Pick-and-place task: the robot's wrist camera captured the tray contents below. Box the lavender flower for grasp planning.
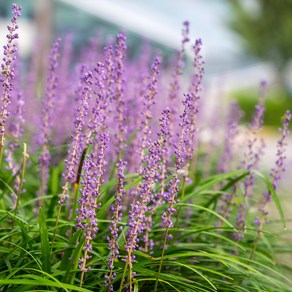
[143,108,171,252]
[5,49,24,174]
[137,57,161,174]
[5,91,25,209]
[244,82,266,195]
[37,38,61,198]
[59,67,93,205]
[125,58,162,258]
[75,132,109,274]
[168,21,190,145]
[233,83,266,240]
[75,58,112,283]
[105,160,127,291]
[114,33,127,157]
[55,33,74,146]
[215,102,242,230]
[174,39,203,174]
[218,102,242,174]
[159,40,204,252]
[255,110,291,228]
[0,4,21,160]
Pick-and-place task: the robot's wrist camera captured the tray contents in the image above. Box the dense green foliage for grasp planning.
[0,150,292,291]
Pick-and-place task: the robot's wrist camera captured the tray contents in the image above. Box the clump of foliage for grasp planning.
[0,4,292,292]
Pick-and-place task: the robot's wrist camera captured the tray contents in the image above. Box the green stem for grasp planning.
[51,204,62,250]
[249,230,262,260]
[0,143,3,169]
[119,261,129,292]
[174,176,186,227]
[14,143,29,215]
[71,183,79,222]
[69,234,82,286]
[154,227,169,292]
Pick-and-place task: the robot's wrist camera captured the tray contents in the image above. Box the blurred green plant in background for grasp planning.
[232,89,292,129]
[227,0,292,92]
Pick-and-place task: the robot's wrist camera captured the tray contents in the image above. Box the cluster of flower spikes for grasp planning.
[124,57,162,265]
[161,38,203,241]
[75,59,111,276]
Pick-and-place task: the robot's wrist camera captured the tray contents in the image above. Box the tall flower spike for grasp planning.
[251,110,291,260]
[215,102,242,231]
[137,56,161,174]
[233,82,266,241]
[105,160,127,291]
[75,132,109,277]
[114,33,127,158]
[175,39,203,173]
[60,66,93,204]
[143,108,171,253]
[218,101,242,174]
[4,53,25,209]
[123,58,162,291]
[55,33,74,146]
[256,110,291,223]
[0,4,21,165]
[76,60,111,287]
[37,38,61,199]
[168,21,190,146]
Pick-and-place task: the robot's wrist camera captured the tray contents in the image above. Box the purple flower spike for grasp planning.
[105,160,127,290]
[124,107,170,286]
[59,66,93,205]
[75,131,110,274]
[114,33,127,157]
[218,102,242,174]
[233,83,266,241]
[137,56,161,174]
[255,110,291,232]
[143,108,171,252]
[175,39,204,173]
[0,4,21,153]
[168,21,190,147]
[37,38,61,198]
[66,66,93,184]
[271,110,291,191]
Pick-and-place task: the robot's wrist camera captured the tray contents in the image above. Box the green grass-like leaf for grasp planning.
[38,207,51,273]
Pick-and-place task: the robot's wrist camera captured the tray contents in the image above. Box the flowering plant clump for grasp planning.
[0,4,292,292]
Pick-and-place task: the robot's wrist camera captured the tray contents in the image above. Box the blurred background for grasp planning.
[0,0,292,140]
[1,0,292,126]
